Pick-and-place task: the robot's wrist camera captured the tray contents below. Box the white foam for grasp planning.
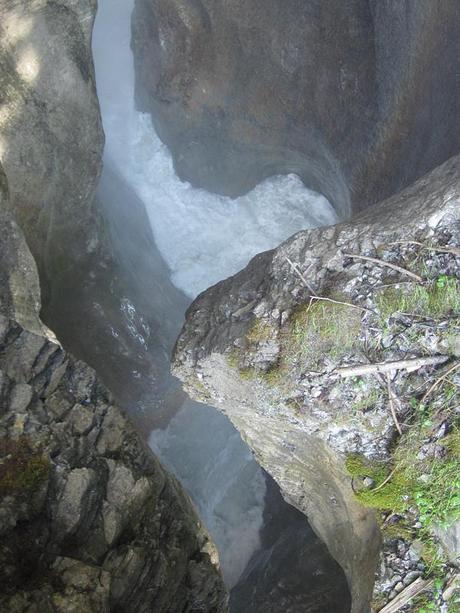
[93,1,337,299]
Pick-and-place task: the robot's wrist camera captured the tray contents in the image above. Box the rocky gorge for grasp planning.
[1,0,460,612]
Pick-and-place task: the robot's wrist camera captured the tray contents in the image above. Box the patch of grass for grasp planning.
[346,409,460,567]
[352,388,380,413]
[377,276,460,321]
[261,366,284,386]
[0,438,50,495]
[284,300,362,364]
[380,519,415,542]
[239,367,256,380]
[227,349,241,369]
[246,319,275,345]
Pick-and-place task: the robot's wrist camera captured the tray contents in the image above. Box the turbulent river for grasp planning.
[92,0,339,591]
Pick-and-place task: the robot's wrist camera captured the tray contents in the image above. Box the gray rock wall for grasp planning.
[132,0,460,215]
[0,164,229,612]
[0,0,104,293]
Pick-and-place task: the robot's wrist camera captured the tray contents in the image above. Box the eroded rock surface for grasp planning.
[0,0,104,286]
[132,0,460,213]
[0,166,229,612]
[173,156,460,612]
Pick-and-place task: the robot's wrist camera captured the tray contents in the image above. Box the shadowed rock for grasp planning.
[132,0,460,215]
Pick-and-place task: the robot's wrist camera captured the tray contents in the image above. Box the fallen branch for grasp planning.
[285,256,317,296]
[421,361,460,404]
[378,577,434,613]
[389,240,460,257]
[343,253,423,283]
[386,374,403,435]
[335,355,449,378]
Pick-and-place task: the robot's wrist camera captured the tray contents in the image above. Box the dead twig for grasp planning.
[421,361,460,405]
[285,256,317,296]
[372,467,397,493]
[335,355,449,379]
[389,240,460,257]
[343,253,423,283]
[307,295,373,313]
[285,256,373,313]
[378,577,434,613]
[386,374,403,435]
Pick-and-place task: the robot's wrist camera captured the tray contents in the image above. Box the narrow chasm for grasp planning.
[86,0,351,610]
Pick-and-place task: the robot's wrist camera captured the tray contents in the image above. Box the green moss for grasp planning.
[239,368,256,380]
[283,300,362,365]
[246,319,275,345]
[0,438,50,495]
[188,377,211,401]
[377,276,460,321]
[347,408,460,536]
[261,366,285,386]
[380,520,415,541]
[227,349,241,369]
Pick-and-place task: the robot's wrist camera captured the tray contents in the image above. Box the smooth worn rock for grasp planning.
[132,0,460,214]
[0,0,104,287]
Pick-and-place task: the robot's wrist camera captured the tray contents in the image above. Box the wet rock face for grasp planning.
[173,156,460,612]
[132,0,460,214]
[0,0,104,288]
[0,167,229,613]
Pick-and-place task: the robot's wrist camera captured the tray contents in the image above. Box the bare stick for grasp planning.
[378,577,434,613]
[285,256,317,296]
[308,295,373,313]
[386,374,403,435]
[285,256,373,313]
[343,253,423,283]
[421,361,460,404]
[372,467,397,493]
[335,355,449,378]
[389,240,460,257]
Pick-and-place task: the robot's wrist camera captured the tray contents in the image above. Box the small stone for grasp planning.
[403,571,422,586]
[394,582,404,593]
[9,383,33,412]
[363,477,375,489]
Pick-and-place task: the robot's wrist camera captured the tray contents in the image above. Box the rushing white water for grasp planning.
[93,1,337,298]
[93,0,338,590]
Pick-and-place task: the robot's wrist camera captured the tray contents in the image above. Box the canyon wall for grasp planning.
[0,164,228,612]
[132,0,460,215]
[173,155,460,612]
[0,2,229,610]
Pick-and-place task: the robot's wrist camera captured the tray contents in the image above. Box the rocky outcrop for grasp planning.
[0,165,229,612]
[0,166,43,336]
[0,0,178,419]
[132,0,460,214]
[0,0,104,295]
[173,156,460,611]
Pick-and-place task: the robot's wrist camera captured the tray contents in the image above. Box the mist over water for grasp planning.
[93,0,338,590]
[92,0,337,296]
